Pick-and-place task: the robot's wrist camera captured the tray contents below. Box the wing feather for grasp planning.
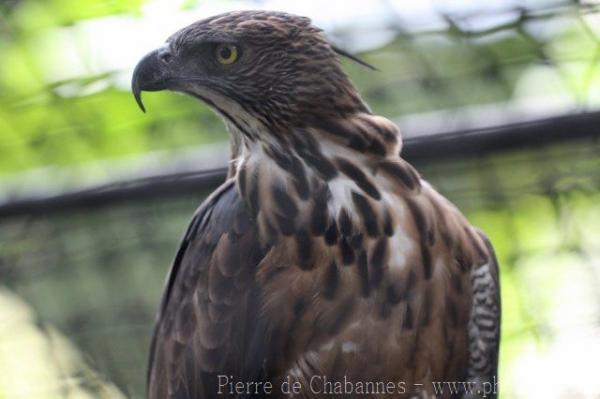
[147,180,271,399]
[464,230,501,399]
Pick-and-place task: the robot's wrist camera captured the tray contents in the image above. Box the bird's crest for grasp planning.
[332,45,378,71]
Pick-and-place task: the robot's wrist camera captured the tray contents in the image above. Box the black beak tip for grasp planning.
[132,83,146,113]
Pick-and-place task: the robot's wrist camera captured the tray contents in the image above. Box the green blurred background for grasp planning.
[0,0,599,398]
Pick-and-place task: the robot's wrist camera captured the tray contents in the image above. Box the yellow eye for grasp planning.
[216,43,238,65]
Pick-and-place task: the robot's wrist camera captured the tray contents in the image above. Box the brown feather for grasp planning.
[144,11,500,399]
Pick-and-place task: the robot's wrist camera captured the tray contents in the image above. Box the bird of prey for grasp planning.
[132,10,500,399]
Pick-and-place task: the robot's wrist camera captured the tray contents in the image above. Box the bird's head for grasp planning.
[132,11,370,135]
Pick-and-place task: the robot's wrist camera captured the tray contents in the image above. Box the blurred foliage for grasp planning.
[0,0,599,175]
[0,288,126,398]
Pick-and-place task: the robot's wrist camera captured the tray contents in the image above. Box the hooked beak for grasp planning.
[131,48,171,112]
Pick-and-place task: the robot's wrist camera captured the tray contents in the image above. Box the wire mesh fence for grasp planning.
[0,1,599,398]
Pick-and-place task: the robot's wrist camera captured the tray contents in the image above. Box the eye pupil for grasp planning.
[216,44,238,64]
[220,47,231,59]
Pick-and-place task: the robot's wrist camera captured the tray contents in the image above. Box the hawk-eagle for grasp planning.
[132,10,500,399]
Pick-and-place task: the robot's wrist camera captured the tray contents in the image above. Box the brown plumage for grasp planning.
[132,10,500,399]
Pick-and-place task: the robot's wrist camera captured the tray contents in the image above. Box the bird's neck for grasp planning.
[228,112,420,246]
[229,111,404,172]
